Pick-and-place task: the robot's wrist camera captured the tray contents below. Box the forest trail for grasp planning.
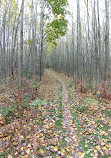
[47,70,111,158]
[48,70,83,157]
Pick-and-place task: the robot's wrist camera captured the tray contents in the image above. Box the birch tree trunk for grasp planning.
[104,0,110,80]
[19,0,24,88]
[39,0,45,81]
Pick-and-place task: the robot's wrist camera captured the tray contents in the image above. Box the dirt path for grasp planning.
[49,70,83,157]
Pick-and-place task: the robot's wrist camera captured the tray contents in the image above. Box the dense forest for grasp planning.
[0,0,111,158]
[0,0,68,88]
[0,0,111,91]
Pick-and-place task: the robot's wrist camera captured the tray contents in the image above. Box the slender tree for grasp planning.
[19,0,24,87]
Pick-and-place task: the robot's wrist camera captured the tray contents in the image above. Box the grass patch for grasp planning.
[0,152,8,158]
[85,97,99,104]
[30,97,47,106]
[101,125,110,132]
[102,110,111,117]
[98,154,110,158]
[76,104,88,113]
[55,120,62,130]
[59,136,66,148]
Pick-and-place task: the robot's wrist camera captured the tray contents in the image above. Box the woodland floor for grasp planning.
[0,70,111,158]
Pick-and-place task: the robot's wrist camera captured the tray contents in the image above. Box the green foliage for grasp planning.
[85,97,99,104]
[22,69,27,77]
[45,18,68,45]
[1,79,7,84]
[55,120,62,130]
[45,0,69,45]
[98,155,110,158]
[22,97,30,108]
[30,97,47,106]
[21,139,26,144]
[46,0,68,16]
[59,136,66,148]
[0,152,7,158]
[2,105,16,117]
[102,110,111,117]
[76,104,88,113]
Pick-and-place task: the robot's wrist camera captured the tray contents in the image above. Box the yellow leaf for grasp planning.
[105,144,110,148]
[100,131,105,135]
[40,137,44,142]
[66,147,70,152]
[71,145,74,149]
[104,139,108,142]
[71,150,75,154]
[54,146,58,151]
[45,124,49,129]
[21,147,24,150]
[5,135,10,140]
[96,146,100,150]
[27,135,31,139]
[103,146,107,150]
[39,149,44,154]
[78,152,82,156]
[26,149,30,155]
[0,150,3,154]
[0,120,4,124]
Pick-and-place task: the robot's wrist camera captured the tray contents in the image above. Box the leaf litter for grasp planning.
[0,70,111,158]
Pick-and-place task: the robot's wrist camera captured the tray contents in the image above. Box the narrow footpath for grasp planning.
[50,71,83,157]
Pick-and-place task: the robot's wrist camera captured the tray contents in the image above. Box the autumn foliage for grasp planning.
[99,80,111,100]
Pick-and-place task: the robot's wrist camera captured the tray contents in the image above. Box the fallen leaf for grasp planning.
[39,149,44,154]
[71,150,75,154]
[78,152,82,156]
[102,146,107,150]
[21,147,24,150]
[26,149,30,155]
[96,145,100,150]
